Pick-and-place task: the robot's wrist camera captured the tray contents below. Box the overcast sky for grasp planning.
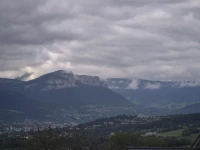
[1,0,200,81]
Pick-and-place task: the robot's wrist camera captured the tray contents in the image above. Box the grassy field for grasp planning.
[156,129,183,137]
[182,133,200,143]
[156,129,199,143]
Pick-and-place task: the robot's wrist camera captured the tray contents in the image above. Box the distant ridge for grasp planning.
[106,78,200,109]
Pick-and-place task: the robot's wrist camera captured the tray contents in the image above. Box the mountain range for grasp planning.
[1,70,200,123]
[0,70,133,123]
[106,78,200,109]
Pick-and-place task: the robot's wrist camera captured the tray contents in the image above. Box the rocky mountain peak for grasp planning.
[25,70,107,91]
[75,75,106,87]
[55,70,73,75]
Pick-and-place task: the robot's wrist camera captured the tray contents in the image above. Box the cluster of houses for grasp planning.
[0,119,71,135]
[84,115,174,129]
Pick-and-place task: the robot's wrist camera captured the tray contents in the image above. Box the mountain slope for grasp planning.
[0,90,46,122]
[177,103,200,114]
[28,86,131,108]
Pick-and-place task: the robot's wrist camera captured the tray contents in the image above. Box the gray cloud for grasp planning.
[144,83,161,89]
[0,0,200,81]
[127,80,138,89]
[15,72,34,81]
[179,81,200,88]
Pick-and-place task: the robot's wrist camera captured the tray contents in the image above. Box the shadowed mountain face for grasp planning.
[106,78,200,109]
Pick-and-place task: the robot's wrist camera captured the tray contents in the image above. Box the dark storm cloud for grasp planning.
[0,0,200,81]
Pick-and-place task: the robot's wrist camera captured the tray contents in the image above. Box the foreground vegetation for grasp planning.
[0,113,199,150]
[0,130,192,150]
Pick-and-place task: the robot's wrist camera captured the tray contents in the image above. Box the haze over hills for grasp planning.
[106,78,200,109]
